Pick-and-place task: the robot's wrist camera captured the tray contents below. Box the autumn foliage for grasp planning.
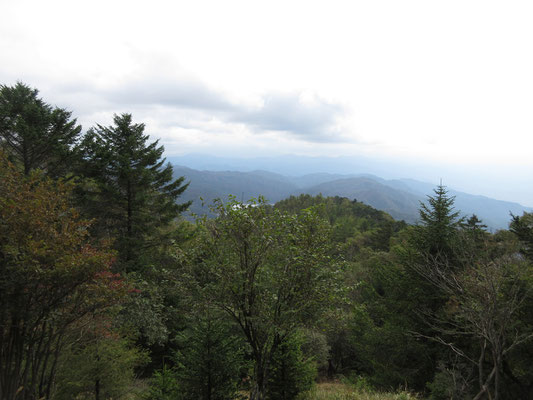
[0,151,122,400]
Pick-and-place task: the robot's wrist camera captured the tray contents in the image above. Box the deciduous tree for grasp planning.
[193,197,338,400]
[0,152,120,400]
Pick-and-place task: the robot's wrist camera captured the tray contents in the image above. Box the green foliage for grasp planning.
[0,151,121,400]
[173,308,247,400]
[426,362,472,400]
[300,329,330,374]
[411,185,463,259]
[302,383,418,400]
[5,81,533,399]
[144,366,181,400]
[276,195,405,257]
[267,331,317,400]
[145,308,246,400]
[0,82,81,176]
[77,113,190,272]
[510,211,533,261]
[193,196,339,399]
[53,333,148,400]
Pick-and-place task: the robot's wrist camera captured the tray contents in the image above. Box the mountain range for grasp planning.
[171,164,532,231]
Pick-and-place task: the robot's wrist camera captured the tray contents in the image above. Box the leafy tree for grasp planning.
[77,113,191,272]
[0,152,120,400]
[193,197,338,400]
[0,82,81,176]
[410,247,533,399]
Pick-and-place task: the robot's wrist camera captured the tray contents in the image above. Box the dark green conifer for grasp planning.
[267,332,316,400]
[0,82,81,176]
[173,308,246,400]
[412,184,463,259]
[78,113,190,271]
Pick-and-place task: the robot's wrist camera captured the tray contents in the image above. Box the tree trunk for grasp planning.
[95,378,100,400]
[250,357,268,400]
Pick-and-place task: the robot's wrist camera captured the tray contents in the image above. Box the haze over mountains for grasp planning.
[169,154,532,231]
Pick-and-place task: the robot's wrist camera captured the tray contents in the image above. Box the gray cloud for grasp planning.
[232,93,345,142]
[44,76,347,143]
[105,78,233,112]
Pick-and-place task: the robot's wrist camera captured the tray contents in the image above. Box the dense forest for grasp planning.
[1,82,533,400]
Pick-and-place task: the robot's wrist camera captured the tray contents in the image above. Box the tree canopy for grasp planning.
[78,113,191,271]
[0,151,121,400]
[192,197,339,400]
[0,82,81,176]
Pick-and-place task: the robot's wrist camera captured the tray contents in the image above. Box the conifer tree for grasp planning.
[0,82,81,176]
[173,308,246,400]
[78,113,190,271]
[510,212,533,261]
[412,184,463,259]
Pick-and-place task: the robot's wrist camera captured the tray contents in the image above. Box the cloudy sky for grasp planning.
[1,0,533,205]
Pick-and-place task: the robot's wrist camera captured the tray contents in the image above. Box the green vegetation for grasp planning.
[2,82,533,400]
[301,383,417,400]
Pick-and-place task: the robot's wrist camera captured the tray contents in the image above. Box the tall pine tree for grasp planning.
[78,113,190,272]
[0,82,82,176]
[412,184,463,260]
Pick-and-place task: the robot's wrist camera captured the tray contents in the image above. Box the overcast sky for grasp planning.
[1,0,532,205]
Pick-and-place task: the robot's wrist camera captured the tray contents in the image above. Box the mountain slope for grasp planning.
[172,165,531,229]
[298,177,422,223]
[173,166,298,216]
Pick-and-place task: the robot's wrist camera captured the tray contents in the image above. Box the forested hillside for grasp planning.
[2,82,533,400]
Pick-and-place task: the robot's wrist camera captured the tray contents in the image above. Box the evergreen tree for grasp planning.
[78,113,191,271]
[0,82,81,176]
[461,214,489,254]
[173,308,246,400]
[370,185,466,391]
[415,185,462,256]
[510,212,533,261]
[267,332,316,400]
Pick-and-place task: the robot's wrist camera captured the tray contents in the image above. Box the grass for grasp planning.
[302,382,419,400]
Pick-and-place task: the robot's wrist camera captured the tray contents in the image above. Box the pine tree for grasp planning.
[387,185,466,390]
[413,184,463,259]
[78,113,191,271]
[0,82,81,176]
[267,332,316,400]
[173,308,246,400]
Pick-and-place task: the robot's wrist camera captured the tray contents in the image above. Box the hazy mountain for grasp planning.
[166,154,533,208]
[167,154,395,177]
[173,166,297,216]
[173,164,532,230]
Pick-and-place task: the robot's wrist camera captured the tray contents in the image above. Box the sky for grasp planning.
[1,0,533,205]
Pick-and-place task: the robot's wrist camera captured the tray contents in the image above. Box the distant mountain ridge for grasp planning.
[172,165,532,230]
